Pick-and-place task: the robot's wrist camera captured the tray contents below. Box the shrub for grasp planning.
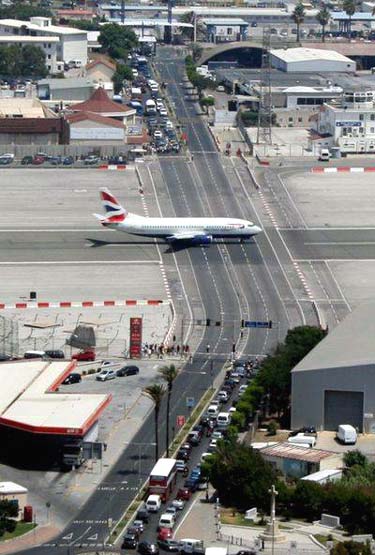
[267,420,279,436]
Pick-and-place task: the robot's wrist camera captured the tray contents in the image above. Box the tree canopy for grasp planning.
[99,24,138,60]
[0,500,18,537]
[0,45,48,78]
[0,4,52,20]
[112,63,133,94]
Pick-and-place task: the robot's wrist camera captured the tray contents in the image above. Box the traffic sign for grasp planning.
[186,397,195,408]
[244,320,272,329]
[176,415,186,427]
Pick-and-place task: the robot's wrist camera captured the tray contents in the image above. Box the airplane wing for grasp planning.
[166,233,213,243]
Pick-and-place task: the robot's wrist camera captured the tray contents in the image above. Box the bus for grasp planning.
[148,458,177,502]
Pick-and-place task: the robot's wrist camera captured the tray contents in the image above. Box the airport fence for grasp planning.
[0,314,19,357]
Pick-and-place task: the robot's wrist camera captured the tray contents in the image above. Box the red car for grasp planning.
[176,488,192,501]
[157,528,172,541]
[72,350,96,361]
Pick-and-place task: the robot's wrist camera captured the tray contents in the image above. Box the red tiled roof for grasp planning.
[57,9,94,15]
[71,87,131,114]
[66,111,125,128]
[86,57,116,72]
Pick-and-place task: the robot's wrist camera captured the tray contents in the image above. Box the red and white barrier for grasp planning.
[98,164,127,171]
[0,299,169,310]
[311,166,375,173]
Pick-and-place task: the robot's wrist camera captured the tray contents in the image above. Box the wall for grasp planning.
[69,119,125,144]
[286,59,356,73]
[87,65,115,83]
[274,107,319,127]
[60,33,88,64]
[0,491,27,519]
[291,365,375,432]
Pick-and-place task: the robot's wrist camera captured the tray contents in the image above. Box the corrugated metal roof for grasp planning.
[271,47,353,64]
[0,481,28,494]
[260,442,336,462]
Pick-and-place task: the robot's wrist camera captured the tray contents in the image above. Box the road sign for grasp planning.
[176,415,186,427]
[186,397,195,408]
[244,320,272,329]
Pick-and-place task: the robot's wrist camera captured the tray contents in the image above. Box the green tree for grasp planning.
[69,19,101,31]
[291,2,305,43]
[99,23,138,60]
[331,541,372,555]
[192,42,203,62]
[0,4,51,20]
[292,481,325,521]
[316,6,331,43]
[343,0,355,40]
[0,500,18,537]
[112,63,133,94]
[0,44,47,78]
[344,450,368,468]
[203,439,276,510]
[143,384,165,462]
[158,364,178,457]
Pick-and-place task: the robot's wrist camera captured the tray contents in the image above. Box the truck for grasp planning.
[61,440,85,469]
[336,424,357,445]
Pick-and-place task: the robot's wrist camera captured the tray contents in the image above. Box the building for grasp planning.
[292,303,375,434]
[0,359,110,466]
[270,48,356,73]
[86,56,116,84]
[38,77,96,104]
[57,9,95,22]
[259,442,343,479]
[201,18,248,43]
[0,482,28,519]
[315,89,375,153]
[67,111,126,144]
[301,469,343,485]
[0,35,63,74]
[70,86,136,122]
[0,17,88,67]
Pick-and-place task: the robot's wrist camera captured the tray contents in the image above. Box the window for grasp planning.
[227,27,233,35]
[371,127,375,133]
[298,117,302,123]
[288,116,293,122]
[47,54,51,59]
[359,114,364,121]
[371,114,375,121]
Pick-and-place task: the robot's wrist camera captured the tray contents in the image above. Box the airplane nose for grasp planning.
[253,225,262,234]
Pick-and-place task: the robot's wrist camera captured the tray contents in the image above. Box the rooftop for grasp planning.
[0,35,59,43]
[201,18,249,25]
[0,482,28,495]
[260,442,337,462]
[0,18,87,35]
[292,303,375,373]
[71,86,133,114]
[301,469,343,482]
[270,47,354,64]
[0,360,111,436]
[38,77,95,90]
[0,98,55,118]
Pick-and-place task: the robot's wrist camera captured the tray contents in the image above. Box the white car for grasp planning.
[154,130,163,139]
[96,369,116,381]
[209,439,218,450]
[165,120,174,130]
[210,399,220,407]
[159,107,168,117]
[172,498,185,510]
[211,431,223,440]
[239,384,248,395]
[200,452,213,463]
[156,99,164,109]
[217,390,228,403]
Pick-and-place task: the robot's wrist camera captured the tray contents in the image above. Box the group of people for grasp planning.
[141,343,190,359]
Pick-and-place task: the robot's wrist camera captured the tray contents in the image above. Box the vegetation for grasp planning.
[316,7,331,43]
[343,450,368,468]
[0,4,51,20]
[99,24,138,60]
[0,501,18,537]
[185,55,214,94]
[202,438,276,511]
[1,521,36,542]
[343,0,355,39]
[291,2,305,43]
[69,20,101,31]
[331,541,371,555]
[112,63,133,94]
[200,96,215,107]
[158,364,178,457]
[266,420,279,436]
[0,44,48,78]
[143,384,165,462]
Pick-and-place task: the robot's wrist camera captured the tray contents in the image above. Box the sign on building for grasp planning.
[129,317,142,358]
[70,127,124,140]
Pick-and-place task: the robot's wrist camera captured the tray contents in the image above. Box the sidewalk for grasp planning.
[0,525,60,554]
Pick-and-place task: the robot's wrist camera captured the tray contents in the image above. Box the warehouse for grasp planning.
[291,303,375,434]
[270,48,356,73]
[0,359,111,467]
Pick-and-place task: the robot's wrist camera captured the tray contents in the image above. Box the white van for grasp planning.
[158,512,175,529]
[337,424,357,445]
[179,539,204,554]
[207,405,219,418]
[319,148,330,161]
[287,433,316,447]
[216,412,231,428]
[146,494,161,512]
[145,99,157,116]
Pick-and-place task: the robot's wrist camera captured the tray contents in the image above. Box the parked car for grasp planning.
[183,478,198,492]
[96,369,116,381]
[63,372,82,385]
[172,498,185,510]
[165,506,178,517]
[132,520,145,534]
[32,155,45,165]
[63,155,74,165]
[21,155,33,165]
[72,350,95,361]
[138,541,159,555]
[136,506,150,523]
[122,530,139,549]
[117,365,139,377]
[157,527,172,541]
[84,155,99,165]
[157,539,180,552]
[45,349,65,359]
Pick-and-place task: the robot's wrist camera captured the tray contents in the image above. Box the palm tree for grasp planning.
[343,0,355,41]
[291,2,305,43]
[143,384,165,462]
[316,6,331,43]
[158,364,178,457]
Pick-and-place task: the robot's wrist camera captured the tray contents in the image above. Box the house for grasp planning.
[66,111,125,144]
[0,17,88,66]
[38,77,96,103]
[70,87,136,123]
[201,18,248,43]
[0,35,63,74]
[86,56,116,84]
[0,482,28,520]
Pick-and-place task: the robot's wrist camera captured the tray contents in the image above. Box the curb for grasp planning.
[98,164,127,171]
[311,166,375,173]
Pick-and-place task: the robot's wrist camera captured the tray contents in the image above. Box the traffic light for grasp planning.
[206,319,211,327]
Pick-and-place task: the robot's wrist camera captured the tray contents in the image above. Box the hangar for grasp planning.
[0,359,111,467]
[291,303,375,434]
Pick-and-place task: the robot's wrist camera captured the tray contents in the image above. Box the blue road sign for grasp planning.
[244,321,272,329]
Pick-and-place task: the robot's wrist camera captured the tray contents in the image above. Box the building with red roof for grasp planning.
[71,87,136,121]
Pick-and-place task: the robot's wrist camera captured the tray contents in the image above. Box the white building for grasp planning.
[270,48,356,73]
[316,90,375,153]
[201,18,249,43]
[0,17,87,69]
[0,35,62,74]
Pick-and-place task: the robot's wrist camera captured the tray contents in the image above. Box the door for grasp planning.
[324,390,363,432]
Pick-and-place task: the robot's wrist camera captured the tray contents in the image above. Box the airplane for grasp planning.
[94,188,262,244]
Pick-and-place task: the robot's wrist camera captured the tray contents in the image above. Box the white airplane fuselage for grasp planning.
[102,215,262,241]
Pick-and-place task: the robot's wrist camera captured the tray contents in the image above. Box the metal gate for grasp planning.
[324,390,364,432]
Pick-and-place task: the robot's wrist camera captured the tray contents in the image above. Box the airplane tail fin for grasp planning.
[99,188,128,223]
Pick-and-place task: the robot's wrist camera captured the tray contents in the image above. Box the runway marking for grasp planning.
[305,241,375,246]
[279,227,375,231]
[0,229,103,232]
[0,260,159,265]
[294,258,375,262]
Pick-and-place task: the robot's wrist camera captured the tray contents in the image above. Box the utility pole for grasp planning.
[256,26,272,145]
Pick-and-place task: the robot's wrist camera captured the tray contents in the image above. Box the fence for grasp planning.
[0,314,19,357]
[218,533,328,555]
[0,144,134,161]
[236,113,253,155]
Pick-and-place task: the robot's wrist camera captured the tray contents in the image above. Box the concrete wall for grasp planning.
[291,365,375,432]
[61,33,88,65]
[0,132,60,145]
[0,491,27,519]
